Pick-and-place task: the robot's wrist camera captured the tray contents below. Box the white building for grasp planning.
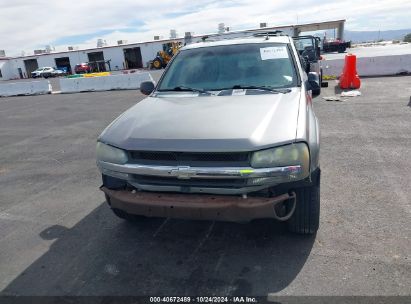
[0,20,345,81]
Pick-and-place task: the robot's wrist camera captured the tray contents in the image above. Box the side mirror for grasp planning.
[307,73,320,96]
[140,81,155,95]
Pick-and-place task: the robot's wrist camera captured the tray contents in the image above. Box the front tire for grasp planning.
[152,58,163,69]
[287,171,320,234]
[338,46,346,53]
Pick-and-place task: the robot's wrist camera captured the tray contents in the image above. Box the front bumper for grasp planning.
[97,160,306,195]
[101,186,296,222]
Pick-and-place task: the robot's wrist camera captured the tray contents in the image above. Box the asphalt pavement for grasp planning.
[0,76,410,297]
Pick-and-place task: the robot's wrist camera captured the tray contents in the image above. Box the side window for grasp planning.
[0,69,2,78]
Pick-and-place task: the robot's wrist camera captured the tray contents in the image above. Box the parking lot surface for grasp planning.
[0,76,410,296]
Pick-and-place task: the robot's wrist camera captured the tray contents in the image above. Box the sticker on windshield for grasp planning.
[260,46,289,60]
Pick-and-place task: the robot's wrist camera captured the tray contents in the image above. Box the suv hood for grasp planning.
[99,88,302,152]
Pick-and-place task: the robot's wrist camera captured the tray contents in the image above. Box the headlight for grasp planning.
[251,143,310,177]
[96,142,128,164]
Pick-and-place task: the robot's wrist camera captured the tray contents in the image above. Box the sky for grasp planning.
[1,0,411,56]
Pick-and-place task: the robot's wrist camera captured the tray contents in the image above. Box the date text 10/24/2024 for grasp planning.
[150,297,258,303]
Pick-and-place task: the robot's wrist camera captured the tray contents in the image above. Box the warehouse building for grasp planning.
[0,19,345,81]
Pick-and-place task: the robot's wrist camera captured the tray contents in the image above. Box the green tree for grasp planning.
[404,33,411,42]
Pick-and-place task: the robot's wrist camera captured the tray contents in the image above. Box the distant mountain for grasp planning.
[320,29,411,43]
[345,29,411,42]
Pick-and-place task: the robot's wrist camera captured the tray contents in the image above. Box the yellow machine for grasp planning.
[151,42,181,69]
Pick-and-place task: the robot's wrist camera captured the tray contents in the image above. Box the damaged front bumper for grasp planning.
[101,186,296,222]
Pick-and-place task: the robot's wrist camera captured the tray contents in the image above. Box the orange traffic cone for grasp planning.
[339,54,361,89]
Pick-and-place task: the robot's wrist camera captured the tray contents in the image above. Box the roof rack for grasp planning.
[199,35,239,43]
[197,30,288,44]
[253,30,287,40]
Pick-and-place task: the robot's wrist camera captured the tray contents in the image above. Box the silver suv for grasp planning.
[96,34,321,234]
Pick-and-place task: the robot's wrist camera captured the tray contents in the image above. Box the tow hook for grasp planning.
[272,191,296,221]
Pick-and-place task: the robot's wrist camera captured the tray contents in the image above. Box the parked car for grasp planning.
[31,67,54,78]
[52,67,68,77]
[44,67,67,78]
[322,37,351,53]
[74,63,92,74]
[96,34,321,234]
[31,67,66,78]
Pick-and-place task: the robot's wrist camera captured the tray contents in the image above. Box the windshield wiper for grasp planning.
[162,86,216,95]
[229,85,291,93]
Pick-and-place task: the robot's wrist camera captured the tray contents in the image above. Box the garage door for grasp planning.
[124,47,143,69]
[87,52,106,72]
[55,57,72,74]
[24,59,39,78]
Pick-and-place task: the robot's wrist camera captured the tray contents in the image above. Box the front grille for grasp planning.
[132,175,247,188]
[129,151,250,167]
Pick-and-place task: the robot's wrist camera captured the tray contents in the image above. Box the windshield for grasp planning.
[34,68,44,72]
[294,37,316,54]
[157,43,298,91]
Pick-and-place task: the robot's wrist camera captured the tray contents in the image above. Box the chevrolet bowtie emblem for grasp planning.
[170,166,197,179]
